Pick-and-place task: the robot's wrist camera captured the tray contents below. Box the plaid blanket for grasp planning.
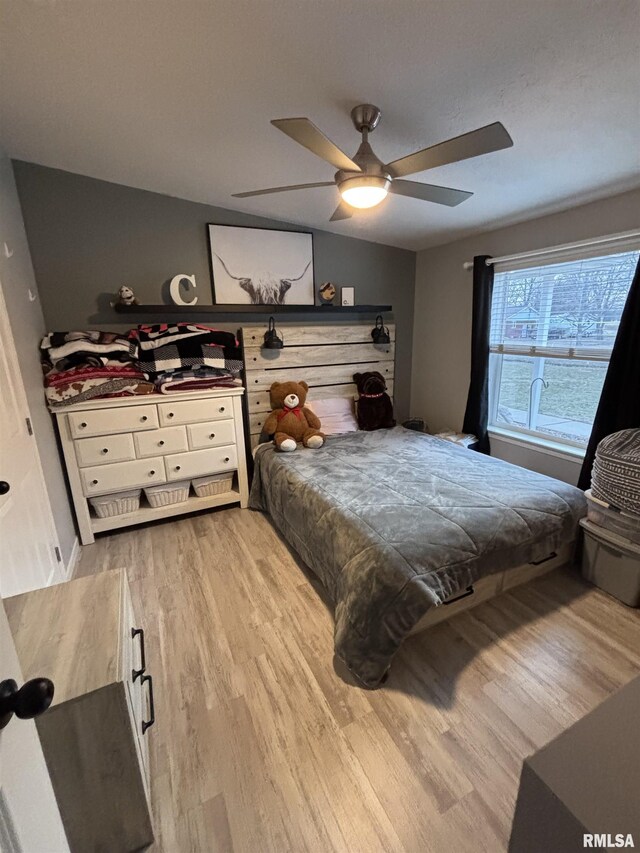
[135,343,242,376]
[129,323,239,352]
[129,323,242,377]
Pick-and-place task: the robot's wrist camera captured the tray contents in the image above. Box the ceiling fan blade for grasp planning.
[390,179,473,207]
[329,201,353,222]
[272,118,361,172]
[386,122,513,178]
[232,181,334,199]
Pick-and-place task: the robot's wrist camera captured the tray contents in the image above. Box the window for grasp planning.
[489,248,639,449]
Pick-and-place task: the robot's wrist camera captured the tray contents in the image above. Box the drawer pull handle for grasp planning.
[101,448,109,454]
[443,585,475,605]
[141,674,155,734]
[175,465,181,471]
[158,440,165,446]
[91,479,99,486]
[80,422,87,428]
[224,457,230,463]
[141,415,148,422]
[219,406,225,412]
[131,627,146,682]
[167,412,174,419]
[209,433,216,439]
[149,470,156,476]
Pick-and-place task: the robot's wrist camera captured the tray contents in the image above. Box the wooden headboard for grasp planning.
[241,321,396,448]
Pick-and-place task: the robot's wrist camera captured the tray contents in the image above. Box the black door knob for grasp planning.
[0,678,54,730]
[0,481,10,495]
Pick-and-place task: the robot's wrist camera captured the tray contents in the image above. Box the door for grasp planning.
[0,279,60,597]
[0,599,68,852]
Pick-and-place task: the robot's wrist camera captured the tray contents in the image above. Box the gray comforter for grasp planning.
[250,427,586,687]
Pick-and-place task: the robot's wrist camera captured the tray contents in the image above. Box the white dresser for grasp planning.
[54,388,249,544]
[5,569,154,852]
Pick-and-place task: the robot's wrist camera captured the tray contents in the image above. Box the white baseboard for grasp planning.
[64,537,81,581]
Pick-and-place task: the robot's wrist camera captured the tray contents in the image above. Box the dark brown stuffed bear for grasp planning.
[262,380,325,451]
[354,371,396,431]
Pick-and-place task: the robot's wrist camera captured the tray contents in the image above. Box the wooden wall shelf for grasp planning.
[114,303,392,315]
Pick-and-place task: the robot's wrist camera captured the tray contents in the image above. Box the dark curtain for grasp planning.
[462,255,494,454]
[578,253,640,490]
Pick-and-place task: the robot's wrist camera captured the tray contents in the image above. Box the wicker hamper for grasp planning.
[144,481,190,507]
[89,489,141,518]
[192,473,234,497]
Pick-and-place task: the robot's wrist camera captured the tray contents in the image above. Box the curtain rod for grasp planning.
[462,228,640,271]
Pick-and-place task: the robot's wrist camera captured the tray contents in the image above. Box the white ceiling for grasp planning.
[1,0,639,251]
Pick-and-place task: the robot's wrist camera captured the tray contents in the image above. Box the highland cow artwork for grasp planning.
[208,224,314,305]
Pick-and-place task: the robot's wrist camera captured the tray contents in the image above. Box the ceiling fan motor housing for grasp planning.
[350,104,382,134]
[335,136,391,196]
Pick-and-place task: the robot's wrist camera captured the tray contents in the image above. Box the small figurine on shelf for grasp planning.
[318,282,336,305]
[116,285,139,306]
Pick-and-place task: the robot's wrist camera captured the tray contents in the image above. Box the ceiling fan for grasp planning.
[232,104,513,221]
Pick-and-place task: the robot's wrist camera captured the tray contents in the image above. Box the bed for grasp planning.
[250,427,586,687]
[241,321,587,687]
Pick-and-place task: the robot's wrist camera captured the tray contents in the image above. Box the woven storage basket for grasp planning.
[90,489,141,518]
[193,473,234,497]
[144,481,190,508]
[592,428,640,516]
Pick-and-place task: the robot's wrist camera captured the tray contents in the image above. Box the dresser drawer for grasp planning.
[68,405,159,438]
[75,433,135,467]
[82,457,166,496]
[157,397,232,427]
[165,446,237,481]
[187,419,236,450]
[134,425,188,458]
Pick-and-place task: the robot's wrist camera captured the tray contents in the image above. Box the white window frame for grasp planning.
[487,242,640,454]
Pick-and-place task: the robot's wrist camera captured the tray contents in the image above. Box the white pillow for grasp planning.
[307,397,359,435]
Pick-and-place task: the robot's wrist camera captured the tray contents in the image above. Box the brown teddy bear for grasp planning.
[262,380,325,451]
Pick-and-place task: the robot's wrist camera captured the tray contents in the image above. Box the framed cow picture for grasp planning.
[208,224,315,305]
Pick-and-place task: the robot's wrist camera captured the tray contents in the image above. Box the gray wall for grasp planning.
[411,187,640,483]
[0,151,76,566]
[13,162,416,420]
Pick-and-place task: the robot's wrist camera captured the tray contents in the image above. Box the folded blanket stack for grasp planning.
[41,331,155,407]
[592,428,640,516]
[128,323,243,393]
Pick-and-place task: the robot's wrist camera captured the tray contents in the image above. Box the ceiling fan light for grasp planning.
[339,175,390,209]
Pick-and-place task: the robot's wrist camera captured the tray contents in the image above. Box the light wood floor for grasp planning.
[77,507,640,853]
